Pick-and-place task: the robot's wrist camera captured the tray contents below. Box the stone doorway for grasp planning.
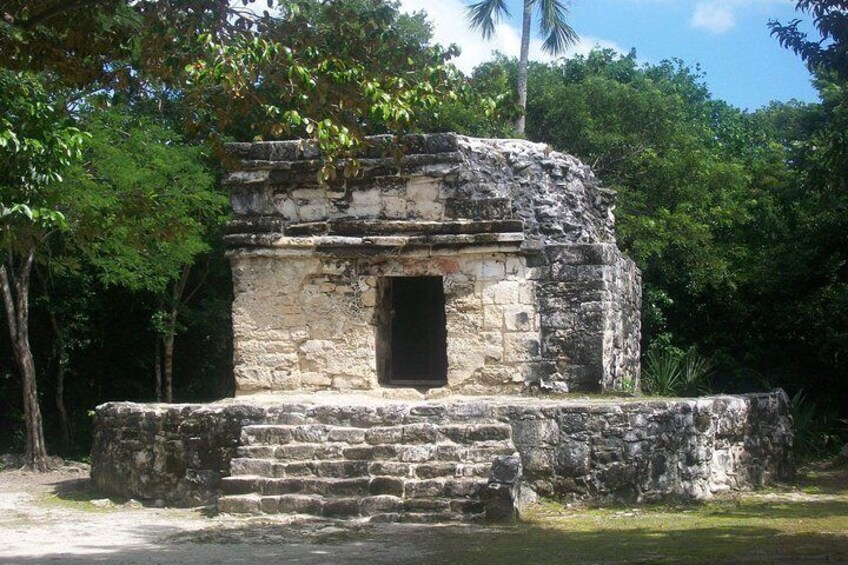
[377,276,448,387]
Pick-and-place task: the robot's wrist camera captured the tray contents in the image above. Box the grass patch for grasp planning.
[37,478,121,513]
[416,463,848,564]
[38,491,117,513]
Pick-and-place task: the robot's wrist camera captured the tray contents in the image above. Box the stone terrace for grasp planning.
[91,392,793,522]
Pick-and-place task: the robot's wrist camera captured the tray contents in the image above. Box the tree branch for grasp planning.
[0,263,19,344]
[180,257,210,306]
[15,0,99,30]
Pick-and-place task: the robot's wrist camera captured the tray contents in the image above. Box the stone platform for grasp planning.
[91,391,793,522]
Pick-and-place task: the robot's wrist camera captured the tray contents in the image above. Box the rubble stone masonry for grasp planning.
[224,134,641,395]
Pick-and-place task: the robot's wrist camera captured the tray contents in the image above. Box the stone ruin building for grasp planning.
[91,134,793,523]
[224,134,641,396]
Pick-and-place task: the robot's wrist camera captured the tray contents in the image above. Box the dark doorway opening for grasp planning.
[376,276,448,386]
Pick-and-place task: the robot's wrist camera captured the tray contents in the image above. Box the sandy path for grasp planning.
[0,468,444,565]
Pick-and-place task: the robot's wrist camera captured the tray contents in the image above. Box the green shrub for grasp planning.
[642,347,713,397]
[790,389,845,460]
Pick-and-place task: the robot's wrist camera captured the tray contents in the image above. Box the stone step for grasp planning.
[259,403,501,428]
[218,493,486,520]
[218,417,522,523]
[240,422,512,447]
[237,441,516,462]
[230,457,491,480]
[221,475,488,499]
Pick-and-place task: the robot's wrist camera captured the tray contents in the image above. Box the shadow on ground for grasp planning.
[6,519,847,565]
[11,461,845,564]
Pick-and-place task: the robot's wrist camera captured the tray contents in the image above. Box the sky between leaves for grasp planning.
[398,0,820,110]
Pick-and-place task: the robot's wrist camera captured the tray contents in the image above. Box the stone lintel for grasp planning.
[225,133,461,169]
[224,232,525,253]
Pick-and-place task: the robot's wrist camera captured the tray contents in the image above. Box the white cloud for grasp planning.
[399,0,622,74]
[689,0,795,34]
[691,1,736,33]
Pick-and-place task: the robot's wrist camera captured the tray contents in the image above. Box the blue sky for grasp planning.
[399,0,820,111]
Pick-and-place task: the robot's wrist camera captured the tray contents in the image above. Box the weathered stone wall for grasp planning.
[232,252,544,395]
[91,392,793,507]
[507,391,794,502]
[535,244,642,392]
[225,134,615,247]
[90,403,266,506]
[225,134,641,394]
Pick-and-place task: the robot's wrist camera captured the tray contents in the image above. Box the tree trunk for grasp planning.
[0,250,49,471]
[39,273,71,450]
[163,332,174,403]
[154,337,163,402]
[516,0,533,135]
[161,265,191,403]
[54,344,70,449]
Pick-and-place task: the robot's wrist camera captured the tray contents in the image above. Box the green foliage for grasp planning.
[466,0,576,56]
[522,50,757,298]
[0,70,87,253]
[415,57,519,137]
[459,49,845,415]
[182,0,466,169]
[769,1,848,82]
[790,390,846,460]
[1,0,466,172]
[64,105,224,294]
[642,346,713,397]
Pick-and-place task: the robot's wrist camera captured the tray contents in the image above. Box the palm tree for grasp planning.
[467,0,578,134]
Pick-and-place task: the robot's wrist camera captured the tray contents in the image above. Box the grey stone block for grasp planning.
[405,479,445,498]
[490,455,522,484]
[277,494,323,514]
[360,495,403,515]
[369,477,405,497]
[218,495,261,514]
[323,498,360,517]
[402,423,439,444]
[481,483,518,523]
[403,498,451,512]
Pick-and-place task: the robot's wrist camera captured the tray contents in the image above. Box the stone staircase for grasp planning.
[217,409,522,523]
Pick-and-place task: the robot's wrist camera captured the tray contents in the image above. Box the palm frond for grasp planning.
[466,0,511,40]
[536,0,577,55]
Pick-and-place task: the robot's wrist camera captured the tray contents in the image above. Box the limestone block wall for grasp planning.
[534,244,642,392]
[507,392,794,501]
[90,391,794,507]
[225,134,616,244]
[225,134,642,394]
[90,403,267,506]
[232,252,545,395]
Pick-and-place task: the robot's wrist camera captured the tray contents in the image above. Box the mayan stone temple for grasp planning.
[91,134,793,522]
[225,134,640,395]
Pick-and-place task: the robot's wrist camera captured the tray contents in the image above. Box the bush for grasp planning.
[642,346,713,397]
[790,389,846,460]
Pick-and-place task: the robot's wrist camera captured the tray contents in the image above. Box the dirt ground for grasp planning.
[1,461,846,565]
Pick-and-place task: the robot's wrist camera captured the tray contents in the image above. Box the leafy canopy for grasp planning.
[0,70,87,255]
[63,106,225,293]
[1,0,467,171]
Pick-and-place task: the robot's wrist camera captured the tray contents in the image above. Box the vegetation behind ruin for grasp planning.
[0,0,845,461]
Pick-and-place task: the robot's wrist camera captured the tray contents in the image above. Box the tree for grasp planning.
[458,51,790,386]
[0,70,87,470]
[1,0,465,169]
[466,0,577,134]
[764,0,848,416]
[769,0,848,82]
[65,105,224,403]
